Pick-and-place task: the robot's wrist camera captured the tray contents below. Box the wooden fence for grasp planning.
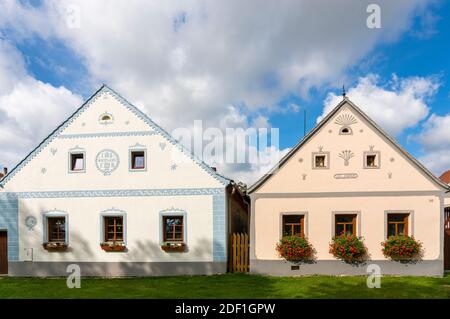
[229,232,249,272]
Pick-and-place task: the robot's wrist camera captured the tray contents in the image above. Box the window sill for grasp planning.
[43,242,68,252]
[100,242,126,252]
[161,242,186,252]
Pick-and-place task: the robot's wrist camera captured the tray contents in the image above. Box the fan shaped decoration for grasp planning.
[334,113,357,126]
[338,150,355,166]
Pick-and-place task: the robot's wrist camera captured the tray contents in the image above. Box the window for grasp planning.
[315,155,326,167]
[47,217,66,242]
[99,112,114,125]
[70,152,85,172]
[335,214,356,236]
[130,150,146,170]
[163,216,184,242]
[282,215,304,237]
[387,213,409,237]
[364,151,380,169]
[339,126,352,135]
[104,216,124,242]
[312,151,329,169]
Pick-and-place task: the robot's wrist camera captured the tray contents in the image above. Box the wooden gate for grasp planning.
[229,233,249,272]
[0,231,7,275]
[445,207,450,271]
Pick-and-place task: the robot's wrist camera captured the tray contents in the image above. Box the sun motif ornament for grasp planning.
[96,149,120,176]
[25,216,37,230]
[335,113,357,135]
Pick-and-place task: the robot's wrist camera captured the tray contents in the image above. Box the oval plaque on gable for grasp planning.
[96,149,120,176]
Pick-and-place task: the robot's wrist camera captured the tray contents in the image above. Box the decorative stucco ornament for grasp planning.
[96,149,120,176]
[25,216,37,230]
[334,113,357,126]
[338,150,355,166]
[334,173,358,179]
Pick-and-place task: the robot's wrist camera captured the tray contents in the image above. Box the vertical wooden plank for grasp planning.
[233,233,237,272]
[244,233,249,272]
[236,233,241,272]
[240,233,244,272]
[237,233,241,272]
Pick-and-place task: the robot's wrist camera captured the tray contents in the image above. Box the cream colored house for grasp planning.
[248,97,450,276]
[0,85,248,276]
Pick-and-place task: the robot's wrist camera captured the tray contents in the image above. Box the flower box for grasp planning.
[43,242,68,252]
[161,242,186,252]
[381,236,422,261]
[329,234,368,264]
[100,242,126,252]
[276,236,315,262]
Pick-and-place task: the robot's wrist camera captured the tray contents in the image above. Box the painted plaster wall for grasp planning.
[0,87,228,268]
[2,89,224,192]
[252,195,442,261]
[255,103,440,194]
[18,195,218,262]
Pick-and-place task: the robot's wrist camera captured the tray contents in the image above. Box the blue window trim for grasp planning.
[42,210,69,244]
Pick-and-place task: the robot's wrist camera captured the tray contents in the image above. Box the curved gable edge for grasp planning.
[0,85,230,188]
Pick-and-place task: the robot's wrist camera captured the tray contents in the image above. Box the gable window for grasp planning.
[364,151,380,169]
[335,214,356,236]
[69,152,85,172]
[99,112,114,125]
[131,151,145,170]
[282,215,304,237]
[163,216,184,242]
[312,152,329,169]
[47,217,66,242]
[129,149,146,171]
[315,155,325,167]
[339,126,352,135]
[104,216,124,242]
[387,213,409,237]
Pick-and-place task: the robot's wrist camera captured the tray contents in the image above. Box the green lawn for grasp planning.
[0,273,449,299]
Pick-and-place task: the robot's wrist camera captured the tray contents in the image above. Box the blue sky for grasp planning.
[271,0,450,153]
[0,0,449,183]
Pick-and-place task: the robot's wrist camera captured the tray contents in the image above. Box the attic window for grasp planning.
[312,152,329,169]
[69,152,85,173]
[130,149,146,171]
[339,126,352,135]
[99,112,114,125]
[364,151,380,169]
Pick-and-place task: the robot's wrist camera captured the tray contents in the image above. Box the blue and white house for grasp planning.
[0,85,247,276]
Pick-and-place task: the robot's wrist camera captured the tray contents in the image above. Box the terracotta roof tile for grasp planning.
[439,170,450,184]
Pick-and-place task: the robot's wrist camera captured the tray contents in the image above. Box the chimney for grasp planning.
[3,167,7,176]
[211,167,217,172]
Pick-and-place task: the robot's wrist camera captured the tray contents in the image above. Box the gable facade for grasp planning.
[249,98,448,276]
[0,86,236,276]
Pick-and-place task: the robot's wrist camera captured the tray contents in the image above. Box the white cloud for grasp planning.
[318,74,439,136]
[0,0,437,182]
[416,114,450,150]
[418,150,450,177]
[0,39,82,168]
[415,114,450,176]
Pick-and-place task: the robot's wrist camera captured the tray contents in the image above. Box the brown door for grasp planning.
[0,231,7,274]
[445,208,450,271]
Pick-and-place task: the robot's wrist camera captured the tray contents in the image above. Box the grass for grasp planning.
[0,273,449,299]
